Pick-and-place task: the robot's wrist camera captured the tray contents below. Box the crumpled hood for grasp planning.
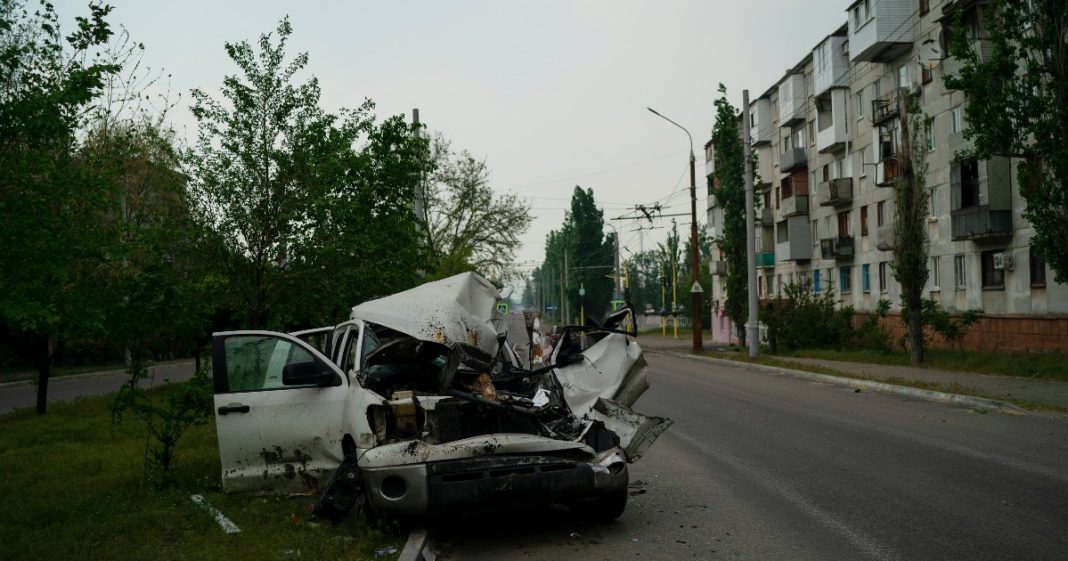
[351,272,502,357]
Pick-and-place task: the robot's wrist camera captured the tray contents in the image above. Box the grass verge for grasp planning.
[704,352,1068,413]
[772,347,1068,382]
[0,391,402,561]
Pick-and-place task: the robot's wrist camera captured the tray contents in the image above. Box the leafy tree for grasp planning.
[891,94,931,365]
[942,0,1068,282]
[422,135,532,281]
[188,18,425,329]
[296,113,427,325]
[566,187,614,322]
[0,1,119,414]
[532,187,614,324]
[710,84,748,345]
[657,220,682,315]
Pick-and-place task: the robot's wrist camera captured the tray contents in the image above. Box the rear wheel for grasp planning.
[568,488,628,523]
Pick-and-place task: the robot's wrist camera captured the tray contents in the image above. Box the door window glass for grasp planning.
[224,336,315,392]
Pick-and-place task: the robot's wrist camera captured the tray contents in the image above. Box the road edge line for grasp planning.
[654,350,1028,414]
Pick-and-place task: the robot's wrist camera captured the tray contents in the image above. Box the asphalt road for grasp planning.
[0,360,196,415]
[439,349,1068,560]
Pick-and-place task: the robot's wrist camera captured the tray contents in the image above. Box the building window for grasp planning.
[855,91,864,120]
[766,275,773,297]
[981,250,1006,289]
[879,262,888,292]
[954,254,967,290]
[862,264,871,292]
[920,0,930,15]
[924,117,935,150]
[953,157,980,208]
[840,266,852,294]
[877,201,886,226]
[950,106,965,134]
[921,65,933,84]
[1030,247,1047,288]
[897,65,909,89]
[837,210,850,237]
[861,206,869,236]
[814,270,821,293]
[808,121,815,146]
[931,256,940,289]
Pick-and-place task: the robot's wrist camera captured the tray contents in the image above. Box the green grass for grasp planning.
[0,392,402,561]
[706,352,1068,413]
[773,347,1068,381]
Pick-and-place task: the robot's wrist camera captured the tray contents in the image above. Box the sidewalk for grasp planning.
[637,334,1068,410]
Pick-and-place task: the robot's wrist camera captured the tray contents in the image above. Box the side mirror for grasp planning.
[283,361,337,387]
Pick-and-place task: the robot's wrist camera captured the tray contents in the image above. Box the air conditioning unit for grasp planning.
[993,252,1014,271]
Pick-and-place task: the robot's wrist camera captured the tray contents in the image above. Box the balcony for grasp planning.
[847,0,914,63]
[951,205,1012,240]
[943,39,993,83]
[820,237,855,260]
[780,194,809,217]
[710,260,728,276]
[871,90,906,125]
[876,224,894,251]
[778,74,806,127]
[877,157,902,187]
[813,34,849,97]
[776,215,812,261]
[759,206,774,226]
[819,178,853,206]
[750,98,773,146]
[780,147,808,171]
[816,89,849,153]
[757,251,775,269]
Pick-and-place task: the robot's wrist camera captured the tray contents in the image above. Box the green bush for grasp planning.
[764,281,857,352]
[110,367,214,485]
[899,298,983,356]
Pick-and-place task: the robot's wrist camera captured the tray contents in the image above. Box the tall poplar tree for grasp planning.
[710,85,748,345]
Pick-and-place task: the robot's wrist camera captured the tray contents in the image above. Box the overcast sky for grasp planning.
[58,0,850,286]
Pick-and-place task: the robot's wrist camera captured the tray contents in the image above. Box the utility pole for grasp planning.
[563,248,570,325]
[558,267,565,326]
[743,90,759,358]
[660,270,667,336]
[672,257,678,339]
[580,282,586,326]
[647,107,703,353]
[412,108,427,279]
[614,233,622,301]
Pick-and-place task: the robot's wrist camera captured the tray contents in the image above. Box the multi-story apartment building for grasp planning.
[706,0,1067,352]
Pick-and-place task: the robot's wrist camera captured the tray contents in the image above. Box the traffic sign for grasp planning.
[690,281,704,293]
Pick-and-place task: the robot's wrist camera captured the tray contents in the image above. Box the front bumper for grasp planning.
[362,449,628,517]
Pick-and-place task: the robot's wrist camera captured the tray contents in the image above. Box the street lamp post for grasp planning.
[648,107,703,353]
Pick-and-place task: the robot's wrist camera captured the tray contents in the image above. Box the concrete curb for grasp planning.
[399,526,438,561]
[0,359,196,388]
[652,349,1028,414]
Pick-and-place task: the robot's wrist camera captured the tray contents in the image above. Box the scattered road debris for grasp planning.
[190,494,240,534]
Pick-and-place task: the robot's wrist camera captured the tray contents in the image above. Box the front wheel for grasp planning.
[568,488,628,523]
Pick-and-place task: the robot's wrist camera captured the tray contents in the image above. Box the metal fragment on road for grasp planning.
[190,494,241,534]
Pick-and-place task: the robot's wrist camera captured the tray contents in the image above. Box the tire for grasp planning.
[568,488,628,523]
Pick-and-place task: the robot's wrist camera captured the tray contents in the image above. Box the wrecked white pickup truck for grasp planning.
[211,272,670,522]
